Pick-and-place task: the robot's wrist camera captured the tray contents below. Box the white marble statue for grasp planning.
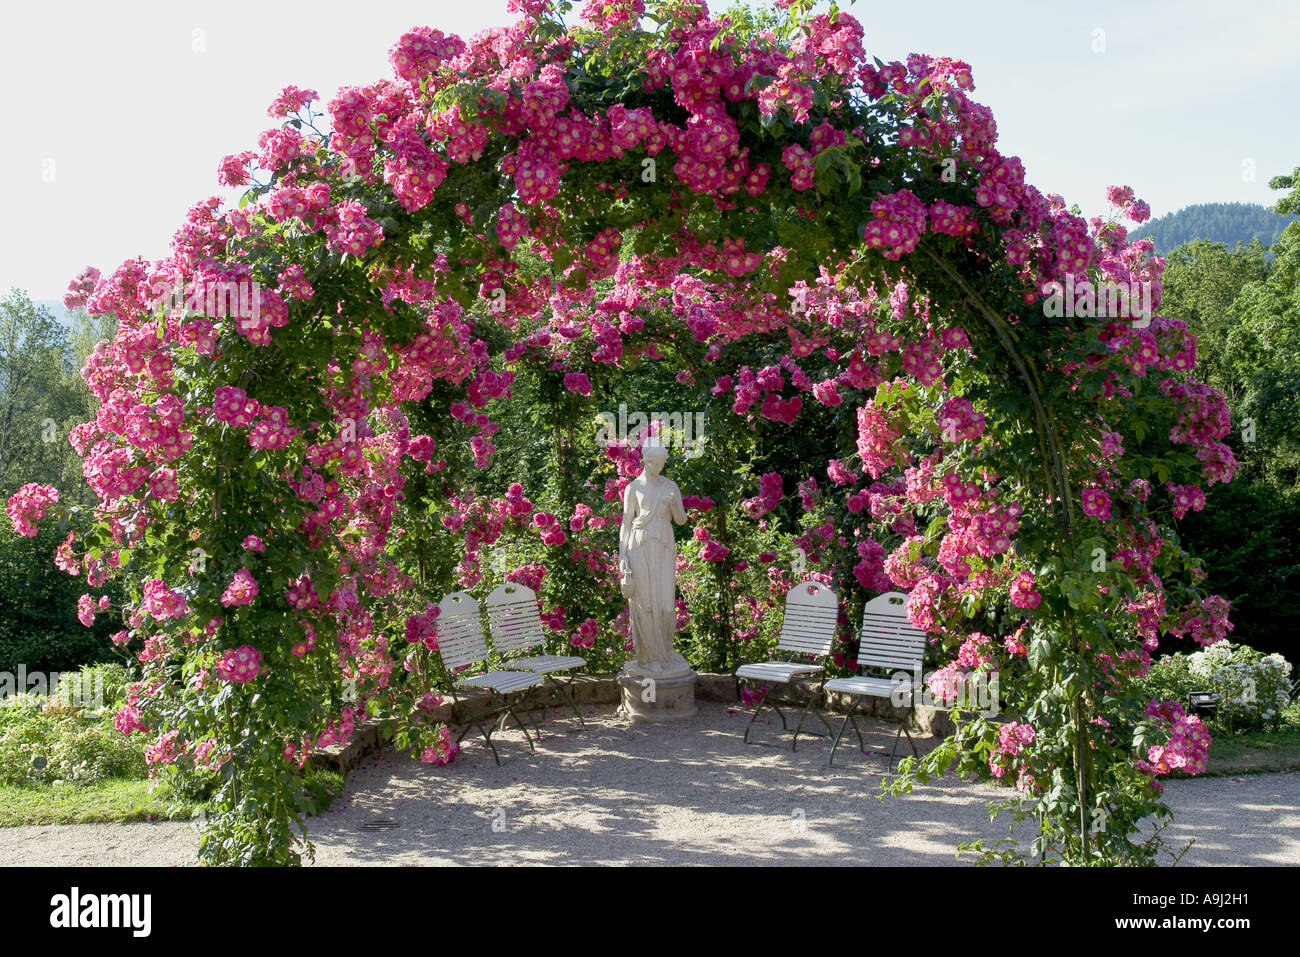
[618,439,690,675]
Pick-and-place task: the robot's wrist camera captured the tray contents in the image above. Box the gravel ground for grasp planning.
[2,702,1296,866]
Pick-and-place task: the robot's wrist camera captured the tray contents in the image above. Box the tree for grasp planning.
[1217,173,1300,490]
[0,290,123,671]
[0,290,85,495]
[1156,168,1300,661]
[1158,239,1267,404]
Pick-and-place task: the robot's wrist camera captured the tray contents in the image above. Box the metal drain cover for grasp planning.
[361,818,401,830]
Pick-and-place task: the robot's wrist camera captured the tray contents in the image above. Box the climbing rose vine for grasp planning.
[22,0,1235,864]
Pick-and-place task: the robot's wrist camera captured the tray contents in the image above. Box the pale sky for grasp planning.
[3,0,1297,301]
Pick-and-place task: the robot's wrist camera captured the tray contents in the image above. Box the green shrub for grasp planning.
[1136,651,1201,706]
[0,703,146,787]
[0,522,126,674]
[53,662,132,714]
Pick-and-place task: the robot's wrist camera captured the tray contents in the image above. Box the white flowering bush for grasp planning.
[1188,641,1292,731]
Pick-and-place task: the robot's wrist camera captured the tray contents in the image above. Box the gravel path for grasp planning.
[3,702,1296,866]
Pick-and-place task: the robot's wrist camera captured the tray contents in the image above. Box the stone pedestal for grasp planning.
[618,661,698,722]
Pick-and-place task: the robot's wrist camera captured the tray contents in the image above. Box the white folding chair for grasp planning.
[735,580,839,749]
[823,591,926,768]
[436,591,544,765]
[486,582,588,728]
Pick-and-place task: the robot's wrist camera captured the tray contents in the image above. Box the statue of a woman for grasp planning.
[618,439,689,674]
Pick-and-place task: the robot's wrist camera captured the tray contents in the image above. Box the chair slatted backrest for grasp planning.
[485,583,545,655]
[856,591,926,672]
[436,592,489,670]
[775,581,839,657]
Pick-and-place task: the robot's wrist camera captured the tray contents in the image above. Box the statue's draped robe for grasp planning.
[624,478,684,669]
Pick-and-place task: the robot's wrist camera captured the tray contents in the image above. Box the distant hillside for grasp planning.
[1136,202,1297,255]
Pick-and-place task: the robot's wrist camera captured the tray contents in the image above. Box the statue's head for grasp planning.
[641,438,668,476]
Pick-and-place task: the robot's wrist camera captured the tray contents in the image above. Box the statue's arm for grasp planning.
[669,481,687,525]
[618,482,636,567]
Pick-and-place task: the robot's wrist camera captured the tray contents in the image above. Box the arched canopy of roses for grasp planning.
[30,0,1235,863]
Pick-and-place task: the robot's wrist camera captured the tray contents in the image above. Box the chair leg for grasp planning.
[520,686,556,728]
[812,682,835,736]
[509,693,542,746]
[829,710,853,767]
[792,695,814,751]
[742,683,774,744]
[458,690,536,765]
[504,700,537,754]
[459,712,503,766]
[791,684,819,751]
[480,728,502,765]
[452,718,476,748]
[791,681,834,752]
[551,675,586,729]
[829,699,869,767]
[880,704,917,771]
[521,683,550,727]
[771,699,791,731]
[450,690,504,766]
[900,706,918,760]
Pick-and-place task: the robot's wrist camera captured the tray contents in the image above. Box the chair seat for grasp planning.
[502,654,586,675]
[735,661,824,683]
[823,675,912,699]
[456,670,544,694]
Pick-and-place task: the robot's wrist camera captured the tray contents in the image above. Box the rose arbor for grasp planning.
[15,0,1235,864]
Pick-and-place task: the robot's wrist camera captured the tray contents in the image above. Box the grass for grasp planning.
[0,769,347,828]
[1201,723,1300,776]
[1169,701,1300,776]
[0,778,194,827]
[1,669,349,827]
